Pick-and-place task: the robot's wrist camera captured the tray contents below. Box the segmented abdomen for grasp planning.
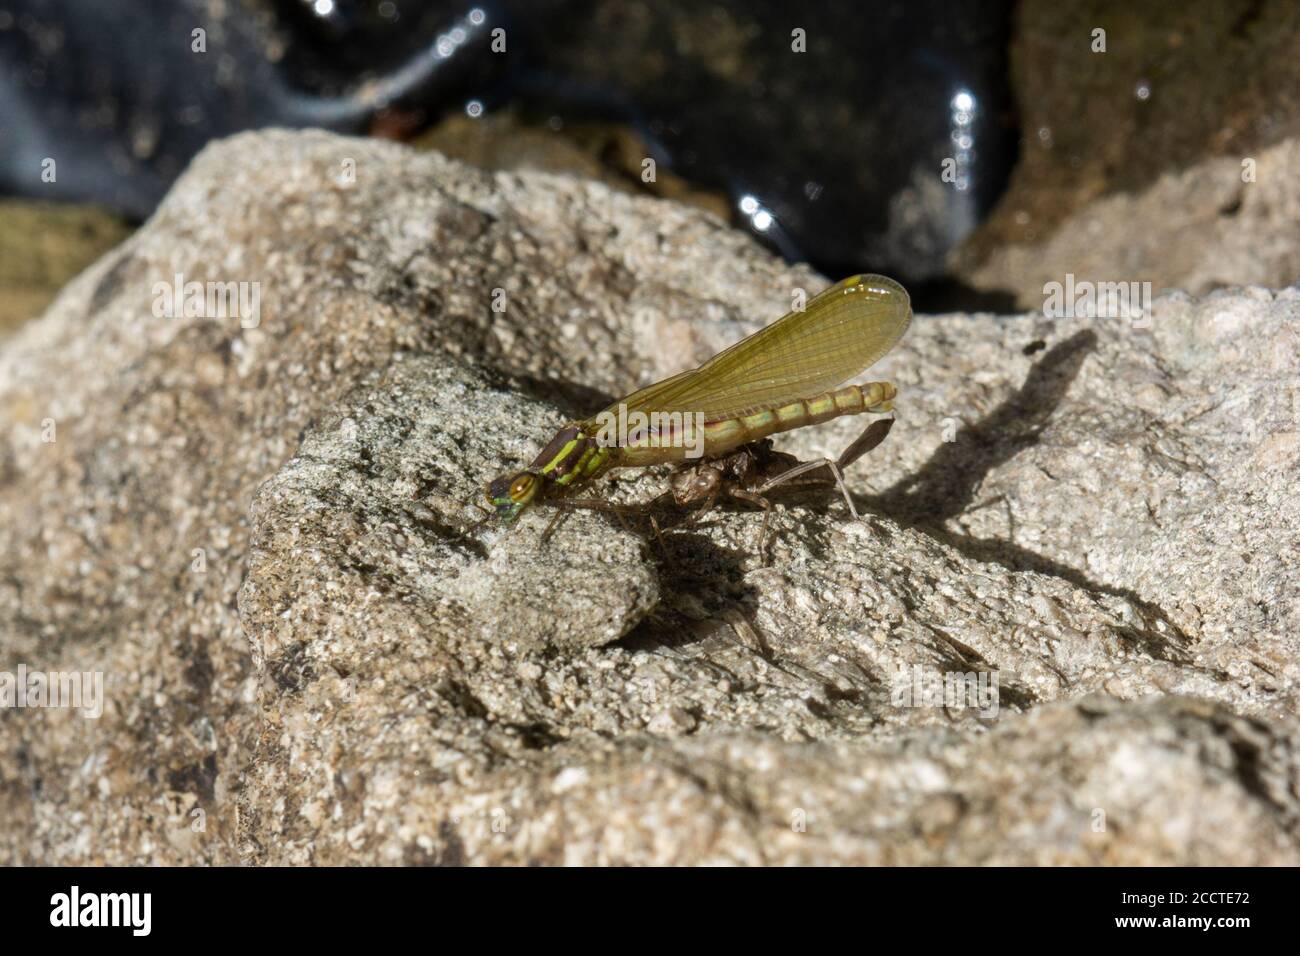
[616,381,896,465]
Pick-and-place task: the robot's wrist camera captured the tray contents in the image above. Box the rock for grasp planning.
[954,0,1300,291]
[243,693,1300,866]
[238,356,659,659]
[1,129,1297,865]
[954,136,1300,308]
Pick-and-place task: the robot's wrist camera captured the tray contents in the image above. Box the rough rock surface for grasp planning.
[956,0,1300,263]
[1,130,1297,865]
[955,136,1300,309]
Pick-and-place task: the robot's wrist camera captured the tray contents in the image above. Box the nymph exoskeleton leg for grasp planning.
[546,492,674,556]
[464,502,495,535]
[540,508,570,545]
[754,417,895,520]
[551,492,671,516]
[676,485,722,528]
[756,456,858,518]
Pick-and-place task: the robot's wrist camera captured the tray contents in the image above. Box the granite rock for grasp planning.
[955,136,1300,309]
[1,130,1297,865]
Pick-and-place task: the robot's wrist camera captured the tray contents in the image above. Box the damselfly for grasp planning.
[486,274,911,539]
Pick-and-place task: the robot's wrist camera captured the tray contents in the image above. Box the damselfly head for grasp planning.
[486,470,541,521]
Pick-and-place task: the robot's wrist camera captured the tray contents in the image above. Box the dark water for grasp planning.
[1,0,1015,296]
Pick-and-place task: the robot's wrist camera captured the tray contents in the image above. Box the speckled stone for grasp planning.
[955,136,1300,308]
[1,130,1297,865]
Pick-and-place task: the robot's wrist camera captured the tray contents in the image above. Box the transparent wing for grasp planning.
[596,274,911,422]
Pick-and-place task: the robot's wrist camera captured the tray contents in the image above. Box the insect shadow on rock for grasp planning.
[480,274,913,562]
[865,329,1194,658]
[872,329,1097,526]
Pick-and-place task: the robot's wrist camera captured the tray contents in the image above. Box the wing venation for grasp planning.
[595,274,911,423]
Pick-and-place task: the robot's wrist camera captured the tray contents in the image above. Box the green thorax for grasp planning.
[530,424,616,490]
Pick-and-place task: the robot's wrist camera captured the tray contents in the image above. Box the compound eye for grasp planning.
[509,474,535,501]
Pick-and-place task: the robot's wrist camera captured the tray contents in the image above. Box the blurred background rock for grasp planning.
[1,0,1298,331]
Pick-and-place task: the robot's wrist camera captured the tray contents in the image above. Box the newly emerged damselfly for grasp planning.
[636,416,897,555]
[485,274,911,542]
